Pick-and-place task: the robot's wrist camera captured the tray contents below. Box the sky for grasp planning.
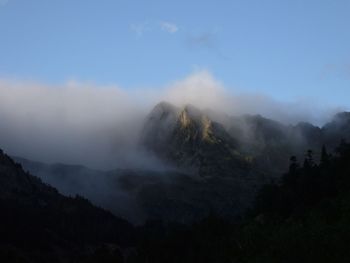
[0,0,349,107]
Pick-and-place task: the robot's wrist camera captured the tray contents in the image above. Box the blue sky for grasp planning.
[0,0,349,106]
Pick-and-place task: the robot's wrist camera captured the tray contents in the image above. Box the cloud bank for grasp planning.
[162,71,341,125]
[0,71,343,169]
[0,80,147,169]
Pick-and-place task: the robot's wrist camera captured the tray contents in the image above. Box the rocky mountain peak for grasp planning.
[141,102,248,176]
[178,104,203,128]
[147,101,180,121]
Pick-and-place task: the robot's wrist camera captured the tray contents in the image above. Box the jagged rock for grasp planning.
[141,102,250,177]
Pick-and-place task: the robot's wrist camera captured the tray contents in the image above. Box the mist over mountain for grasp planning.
[0,71,343,170]
[1,0,350,261]
[141,101,350,177]
[10,97,350,224]
[1,70,350,260]
[1,75,350,261]
[141,102,249,177]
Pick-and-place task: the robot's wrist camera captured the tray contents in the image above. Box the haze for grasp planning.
[0,71,343,169]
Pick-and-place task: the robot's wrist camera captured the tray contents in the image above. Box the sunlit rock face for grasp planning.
[141,102,251,177]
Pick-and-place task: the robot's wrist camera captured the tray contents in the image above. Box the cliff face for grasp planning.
[141,102,251,177]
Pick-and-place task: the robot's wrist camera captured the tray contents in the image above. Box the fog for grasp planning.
[0,70,343,169]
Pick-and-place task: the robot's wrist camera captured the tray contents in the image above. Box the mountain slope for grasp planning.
[16,156,256,224]
[0,149,135,262]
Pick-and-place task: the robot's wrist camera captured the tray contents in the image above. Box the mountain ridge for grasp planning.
[141,101,350,177]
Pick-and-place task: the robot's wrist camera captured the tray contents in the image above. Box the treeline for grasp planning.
[2,141,350,262]
[130,140,350,263]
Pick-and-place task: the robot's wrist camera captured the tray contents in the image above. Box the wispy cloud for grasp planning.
[160,21,179,33]
[130,22,151,38]
[0,71,341,169]
[130,21,179,37]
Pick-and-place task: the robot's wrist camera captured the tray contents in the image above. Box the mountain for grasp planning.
[0,149,135,262]
[3,101,350,262]
[142,102,350,179]
[12,103,350,225]
[224,114,323,175]
[141,102,253,177]
[141,102,295,178]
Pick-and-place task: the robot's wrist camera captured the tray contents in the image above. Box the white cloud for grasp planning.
[163,70,226,109]
[0,80,146,169]
[160,21,178,33]
[162,70,340,125]
[0,71,342,168]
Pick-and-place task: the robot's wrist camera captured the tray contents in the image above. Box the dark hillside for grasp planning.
[0,149,135,262]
